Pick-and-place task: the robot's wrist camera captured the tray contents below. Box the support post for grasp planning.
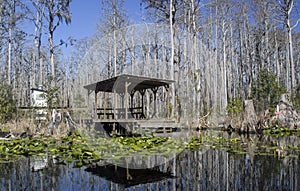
[151,87,158,118]
[104,92,107,119]
[113,89,117,120]
[130,91,135,108]
[125,81,129,120]
[95,90,98,118]
[165,85,170,118]
[87,89,91,115]
[139,89,146,119]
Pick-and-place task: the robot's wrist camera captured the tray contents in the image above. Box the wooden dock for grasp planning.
[136,119,178,133]
[94,118,179,134]
[84,74,178,136]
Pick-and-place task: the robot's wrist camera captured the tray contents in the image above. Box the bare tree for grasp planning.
[97,0,128,77]
[32,0,45,86]
[43,0,71,80]
[277,0,300,93]
[1,0,25,85]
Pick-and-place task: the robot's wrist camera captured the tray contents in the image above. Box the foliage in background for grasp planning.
[292,84,300,112]
[0,85,16,123]
[73,94,85,108]
[43,77,60,109]
[251,69,286,113]
[46,86,60,108]
[226,97,243,118]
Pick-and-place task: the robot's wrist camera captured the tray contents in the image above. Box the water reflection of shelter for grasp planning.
[84,74,177,133]
[85,164,174,188]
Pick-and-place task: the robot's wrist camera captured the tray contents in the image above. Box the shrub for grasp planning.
[292,84,300,112]
[251,68,286,113]
[226,97,243,118]
[0,85,16,123]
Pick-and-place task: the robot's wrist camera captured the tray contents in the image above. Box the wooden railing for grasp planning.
[96,107,145,120]
[129,107,145,119]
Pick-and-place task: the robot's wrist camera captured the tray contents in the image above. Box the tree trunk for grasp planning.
[7,0,15,85]
[49,27,55,78]
[113,0,117,76]
[33,0,45,86]
[169,0,175,118]
[240,100,258,133]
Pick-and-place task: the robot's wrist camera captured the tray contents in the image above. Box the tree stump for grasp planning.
[240,100,258,133]
[270,94,299,129]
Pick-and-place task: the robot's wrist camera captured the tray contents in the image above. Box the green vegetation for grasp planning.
[186,132,300,158]
[43,77,60,109]
[251,68,286,113]
[73,94,85,108]
[226,97,243,118]
[0,132,184,167]
[292,84,300,112]
[262,125,300,136]
[1,129,300,168]
[0,132,97,166]
[45,86,60,109]
[114,136,169,150]
[0,85,16,123]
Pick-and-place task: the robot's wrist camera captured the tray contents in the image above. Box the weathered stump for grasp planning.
[64,111,77,133]
[270,94,299,129]
[240,100,258,133]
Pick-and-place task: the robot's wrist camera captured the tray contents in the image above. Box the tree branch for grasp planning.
[291,18,300,30]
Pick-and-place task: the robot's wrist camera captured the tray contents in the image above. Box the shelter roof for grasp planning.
[83,74,174,93]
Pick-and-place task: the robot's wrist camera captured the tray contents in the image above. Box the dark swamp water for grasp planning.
[1,130,300,191]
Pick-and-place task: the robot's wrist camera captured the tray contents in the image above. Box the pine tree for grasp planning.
[251,68,286,113]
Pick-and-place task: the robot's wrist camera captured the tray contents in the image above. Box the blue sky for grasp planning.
[55,0,300,42]
[56,0,142,46]
[25,0,299,56]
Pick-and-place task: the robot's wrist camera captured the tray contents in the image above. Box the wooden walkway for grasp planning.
[137,119,178,133]
[94,118,179,133]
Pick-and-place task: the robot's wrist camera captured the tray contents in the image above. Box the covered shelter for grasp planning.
[84,74,175,121]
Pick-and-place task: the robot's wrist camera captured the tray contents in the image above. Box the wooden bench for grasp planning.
[97,108,114,119]
[97,107,145,119]
[129,107,145,119]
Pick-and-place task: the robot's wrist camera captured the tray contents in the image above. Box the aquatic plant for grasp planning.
[262,126,300,136]
[185,132,300,158]
[0,131,185,167]
[114,136,169,150]
[1,129,300,168]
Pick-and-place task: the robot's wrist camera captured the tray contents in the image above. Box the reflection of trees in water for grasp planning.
[0,162,13,189]
[0,136,299,190]
[43,156,61,191]
[174,137,299,191]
